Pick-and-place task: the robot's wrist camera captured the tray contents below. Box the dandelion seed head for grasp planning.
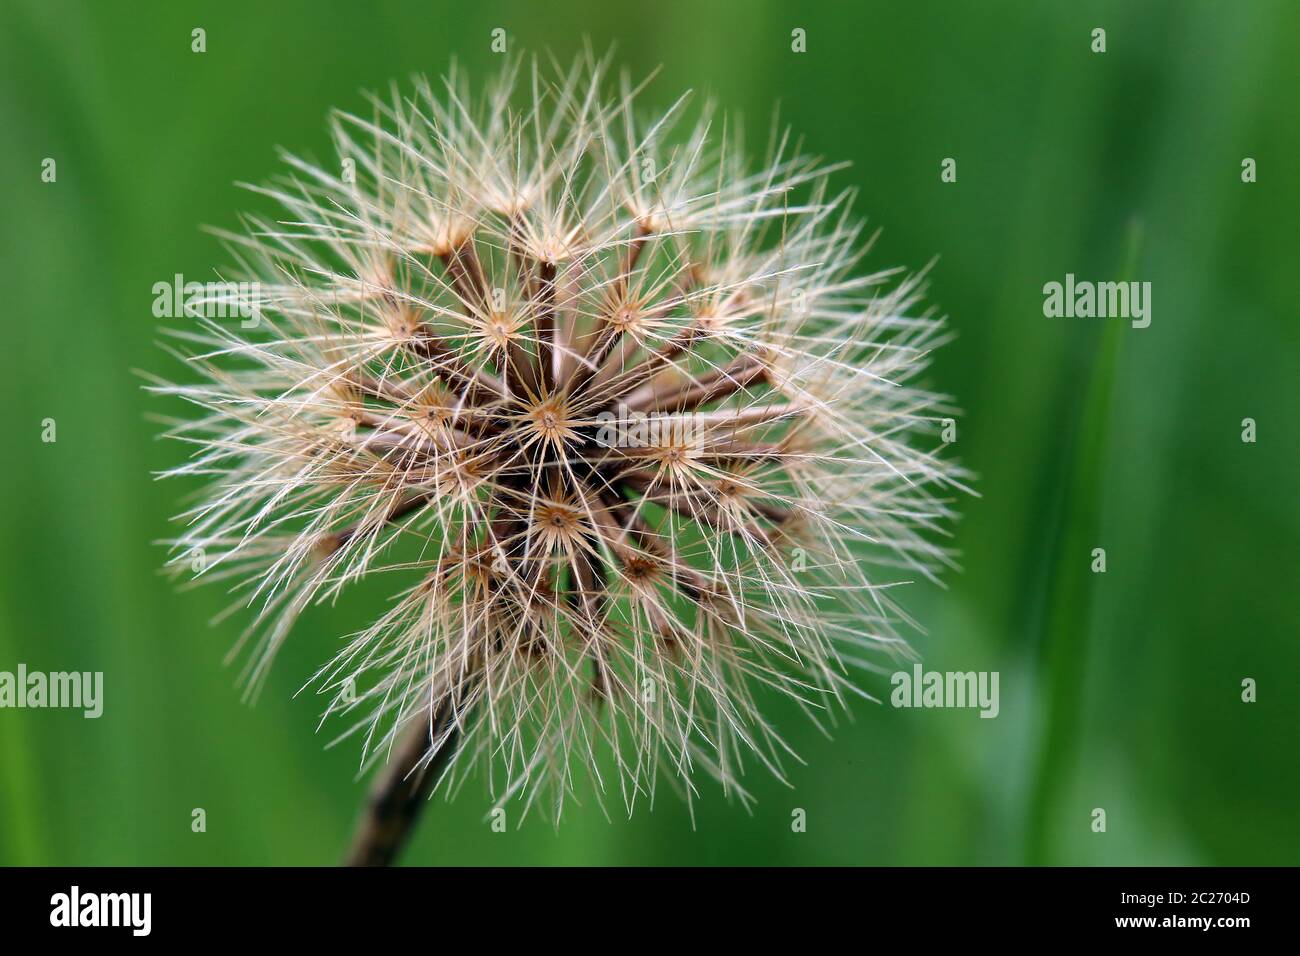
[154,52,967,821]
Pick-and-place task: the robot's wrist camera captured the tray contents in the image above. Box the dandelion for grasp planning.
[150,52,967,864]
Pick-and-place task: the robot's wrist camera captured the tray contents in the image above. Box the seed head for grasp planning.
[154,54,967,820]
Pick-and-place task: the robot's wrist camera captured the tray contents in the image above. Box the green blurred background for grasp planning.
[1,0,1296,865]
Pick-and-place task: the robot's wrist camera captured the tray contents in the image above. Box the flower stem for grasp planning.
[342,702,462,867]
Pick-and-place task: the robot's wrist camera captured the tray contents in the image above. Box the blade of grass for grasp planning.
[1025,220,1142,864]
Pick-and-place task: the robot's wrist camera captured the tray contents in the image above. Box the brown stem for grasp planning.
[405,331,504,404]
[572,260,704,406]
[576,320,702,410]
[630,357,769,415]
[342,701,463,867]
[534,260,558,393]
[317,491,436,559]
[439,241,488,312]
[566,227,654,398]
